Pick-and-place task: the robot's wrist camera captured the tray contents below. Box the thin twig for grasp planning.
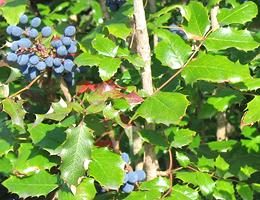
[8,73,44,99]
[161,149,173,199]
[60,77,72,102]
[154,29,213,93]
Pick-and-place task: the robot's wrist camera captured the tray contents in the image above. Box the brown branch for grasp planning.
[60,78,72,102]
[8,73,44,99]
[99,0,110,20]
[161,149,173,199]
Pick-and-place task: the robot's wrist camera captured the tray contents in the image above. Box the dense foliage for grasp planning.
[0,0,260,199]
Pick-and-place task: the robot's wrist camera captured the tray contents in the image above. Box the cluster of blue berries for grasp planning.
[121,152,146,193]
[6,14,78,85]
[106,0,125,11]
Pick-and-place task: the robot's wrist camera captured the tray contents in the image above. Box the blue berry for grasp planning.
[11,41,19,52]
[29,55,39,65]
[51,40,63,48]
[68,44,77,54]
[64,26,76,37]
[135,170,146,182]
[7,53,18,62]
[57,45,68,56]
[18,54,29,65]
[19,14,28,24]
[121,152,130,163]
[127,172,138,184]
[29,28,38,38]
[64,59,75,72]
[6,25,15,35]
[122,183,134,193]
[30,17,41,28]
[45,57,54,67]
[29,68,38,80]
[53,58,61,66]
[18,38,32,48]
[54,64,65,74]
[61,36,72,46]
[36,61,46,71]
[11,26,23,37]
[41,26,52,37]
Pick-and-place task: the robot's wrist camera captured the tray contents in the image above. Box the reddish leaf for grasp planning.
[77,81,97,94]
[0,0,5,6]
[123,92,144,106]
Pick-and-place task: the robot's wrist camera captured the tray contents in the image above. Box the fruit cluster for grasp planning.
[121,152,146,193]
[6,14,78,85]
[106,0,125,11]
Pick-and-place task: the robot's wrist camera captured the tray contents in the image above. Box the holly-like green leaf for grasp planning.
[2,99,26,129]
[98,57,121,81]
[155,30,192,69]
[13,143,57,175]
[74,52,101,67]
[2,171,58,198]
[205,28,259,52]
[28,123,66,155]
[215,155,229,171]
[0,122,15,156]
[183,1,210,37]
[138,130,168,148]
[169,128,196,148]
[213,180,235,200]
[176,171,215,196]
[124,190,161,200]
[0,156,12,174]
[232,78,260,91]
[88,148,125,190]
[36,99,72,123]
[106,22,131,40]
[140,177,170,192]
[182,53,251,84]
[75,178,97,200]
[165,184,199,200]
[92,36,118,57]
[242,96,260,126]
[60,123,93,186]
[236,183,253,200]
[134,92,189,125]
[176,151,190,167]
[207,88,244,112]
[197,156,215,172]
[217,1,258,25]
[1,0,27,25]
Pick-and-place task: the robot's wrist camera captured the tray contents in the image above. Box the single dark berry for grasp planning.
[45,56,54,67]
[7,52,18,62]
[57,45,68,57]
[29,55,39,65]
[30,17,41,28]
[36,61,46,71]
[17,54,29,65]
[122,183,134,193]
[68,44,77,54]
[121,152,130,163]
[64,59,75,72]
[20,14,28,24]
[61,36,72,46]
[29,28,38,38]
[41,26,52,37]
[64,26,76,37]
